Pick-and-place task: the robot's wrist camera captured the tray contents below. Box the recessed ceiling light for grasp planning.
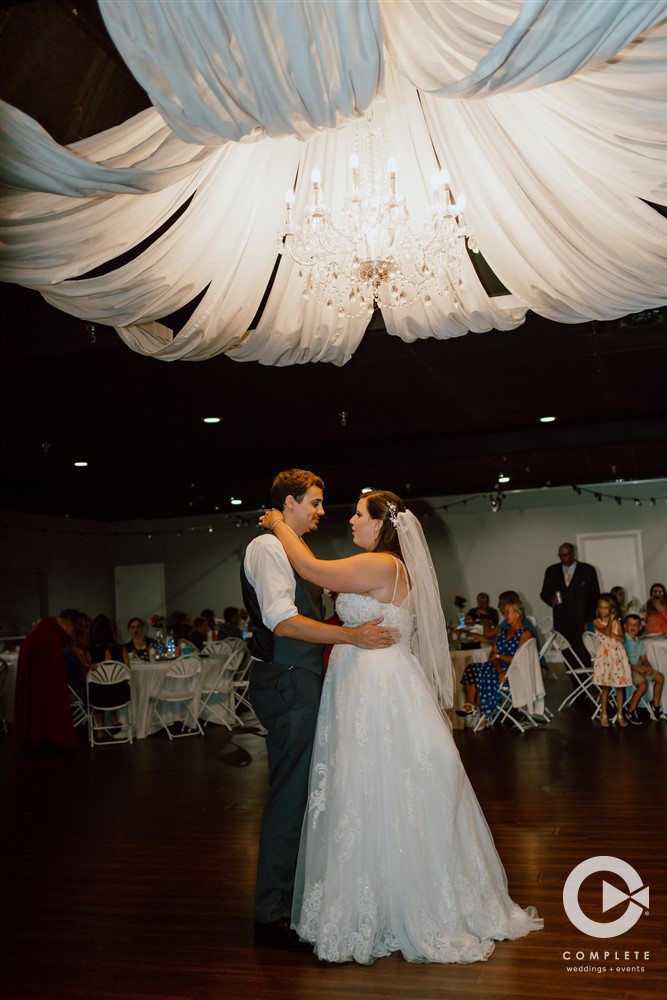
[498,474,510,483]
[73,461,88,468]
[202,416,221,424]
[539,415,556,423]
[230,498,242,506]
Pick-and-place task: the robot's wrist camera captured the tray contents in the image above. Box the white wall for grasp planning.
[0,510,114,630]
[423,492,667,626]
[2,484,665,640]
[109,515,257,637]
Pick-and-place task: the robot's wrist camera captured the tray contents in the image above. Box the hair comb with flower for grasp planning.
[387,501,399,527]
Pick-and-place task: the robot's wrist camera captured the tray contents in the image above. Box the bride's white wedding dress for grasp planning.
[292,589,543,964]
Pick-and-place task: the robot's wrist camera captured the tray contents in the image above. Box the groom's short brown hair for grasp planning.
[270,469,324,509]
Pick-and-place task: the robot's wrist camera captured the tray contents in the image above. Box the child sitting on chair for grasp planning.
[623,614,664,724]
[592,595,631,728]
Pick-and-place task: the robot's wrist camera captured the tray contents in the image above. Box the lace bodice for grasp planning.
[336,592,414,650]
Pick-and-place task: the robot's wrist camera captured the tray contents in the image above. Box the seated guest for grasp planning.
[468,592,499,627]
[645,583,667,634]
[480,591,537,644]
[169,610,192,644]
[457,599,532,730]
[609,586,626,617]
[609,586,640,620]
[219,606,243,640]
[200,608,218,639]
[124,617,154,660]
[458,610,483,649]
[14,609,82,751]
[88,615,131,741]
[623,614,664,724]
[188,616,209,651]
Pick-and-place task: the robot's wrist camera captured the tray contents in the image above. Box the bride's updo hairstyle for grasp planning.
[362,490,406,557]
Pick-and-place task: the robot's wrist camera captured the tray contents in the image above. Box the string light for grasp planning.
[4,484,664,540]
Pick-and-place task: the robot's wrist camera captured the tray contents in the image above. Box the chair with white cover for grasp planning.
[481,638,549,733]
[86,661,133,746]
[149,655,204,739]
[554,631,600,717]
[200,639,250,729]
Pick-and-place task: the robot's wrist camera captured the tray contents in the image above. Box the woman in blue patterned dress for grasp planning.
[457,600,532,728]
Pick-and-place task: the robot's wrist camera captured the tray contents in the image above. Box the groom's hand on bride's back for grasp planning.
[348,618,398,648]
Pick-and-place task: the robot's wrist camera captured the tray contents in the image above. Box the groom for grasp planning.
[241,468,395,950]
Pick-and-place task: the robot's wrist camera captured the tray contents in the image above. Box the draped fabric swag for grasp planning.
[1,0,665,364]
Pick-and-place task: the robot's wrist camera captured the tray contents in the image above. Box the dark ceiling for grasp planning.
[1,1,667,522]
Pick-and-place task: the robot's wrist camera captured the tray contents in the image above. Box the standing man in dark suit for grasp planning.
[241,469,395,950]
[540,542,600,674]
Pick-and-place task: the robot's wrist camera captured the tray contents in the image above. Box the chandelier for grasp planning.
[278,113,477,319]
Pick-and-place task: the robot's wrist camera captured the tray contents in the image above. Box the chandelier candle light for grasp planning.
[279,115,477,318]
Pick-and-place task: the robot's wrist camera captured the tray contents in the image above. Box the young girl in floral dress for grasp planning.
[592,595,631,727]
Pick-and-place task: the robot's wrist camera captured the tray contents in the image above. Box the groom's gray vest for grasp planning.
[240,544,324,674]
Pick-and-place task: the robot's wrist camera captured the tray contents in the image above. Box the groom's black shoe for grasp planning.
[253,917,312,951]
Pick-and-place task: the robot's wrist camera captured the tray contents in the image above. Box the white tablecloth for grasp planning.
[641,636,667,713]
[449,647,488,730]
[130,654,233,738]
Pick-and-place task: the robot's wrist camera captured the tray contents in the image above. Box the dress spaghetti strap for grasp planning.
[390,556,410,607]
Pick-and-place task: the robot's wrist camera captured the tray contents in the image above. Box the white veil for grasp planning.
[396,510,454,715]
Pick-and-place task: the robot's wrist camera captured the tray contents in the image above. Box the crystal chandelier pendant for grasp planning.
[278,112,476,319]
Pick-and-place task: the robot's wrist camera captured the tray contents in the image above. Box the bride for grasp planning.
[261,490,542,965]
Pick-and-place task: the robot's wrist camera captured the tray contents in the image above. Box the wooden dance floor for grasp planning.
[2,664,665,1000]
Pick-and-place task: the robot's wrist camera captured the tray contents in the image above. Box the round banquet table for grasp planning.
[640,636,667,714]
[448,646,489,730]
[129,654,234,739]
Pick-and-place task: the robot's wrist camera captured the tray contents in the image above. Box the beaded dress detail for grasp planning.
[292,582,542,964]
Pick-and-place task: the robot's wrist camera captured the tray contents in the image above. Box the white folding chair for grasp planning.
[482,639,548,733]
[200,659,239,730]
[538,630,558,660]
[203,640,230,655]
[554,631,600,718]
[200,640,250,729]
[86,661,133,746]
[509,637,552,722]
[69,684,88,728]
[232,658,253,715]
[149,656,204,739]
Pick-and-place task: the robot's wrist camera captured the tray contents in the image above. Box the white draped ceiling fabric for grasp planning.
[1,0,665,364]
